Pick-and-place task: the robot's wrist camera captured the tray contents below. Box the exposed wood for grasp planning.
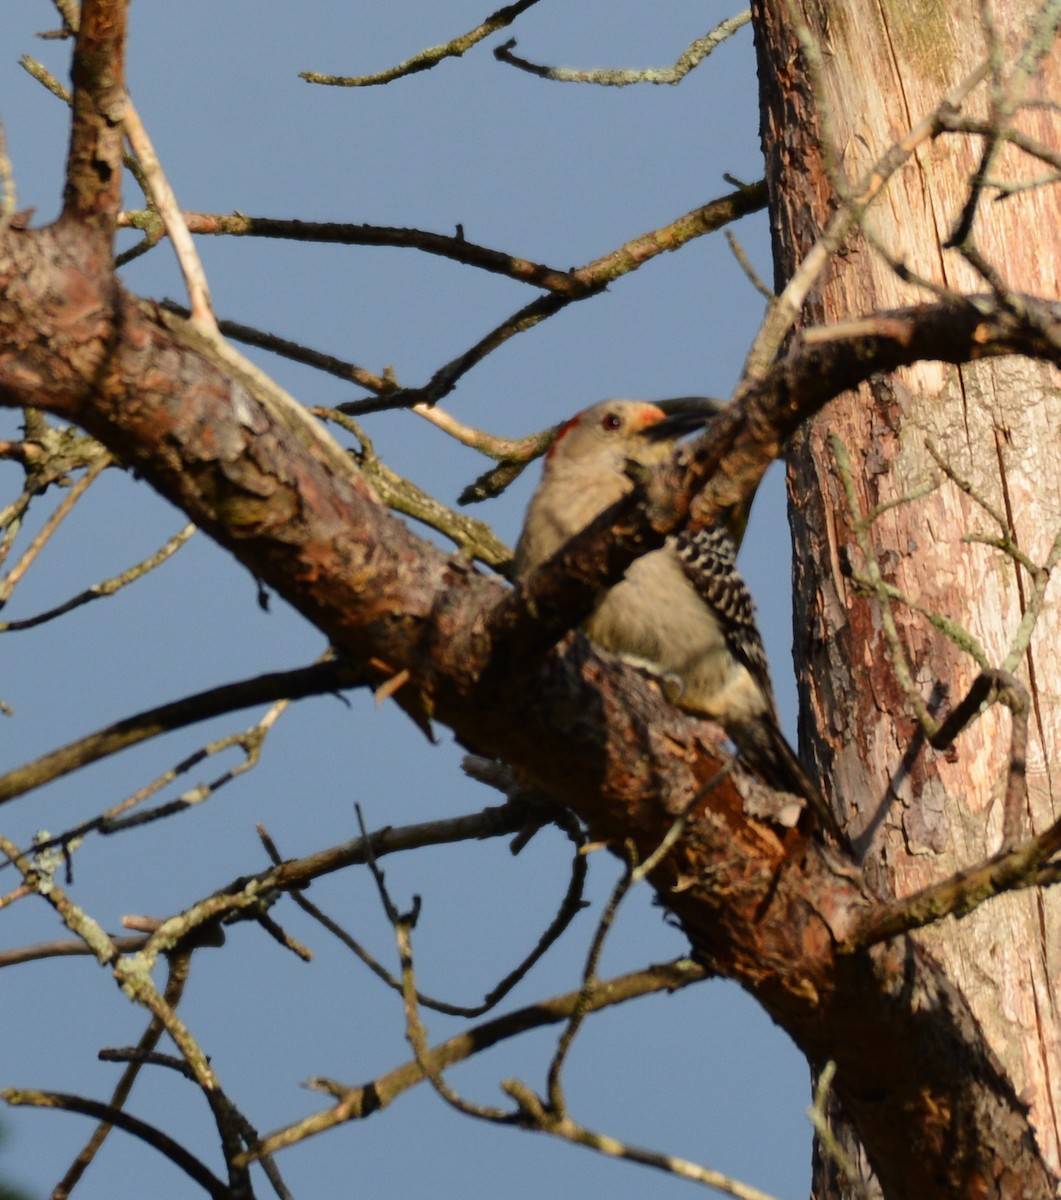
[1,1,1060,1195]
[753,0,1061,1192]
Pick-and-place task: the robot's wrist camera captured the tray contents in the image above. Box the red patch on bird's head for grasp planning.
[547,413,583,459]
[547,402,667,459]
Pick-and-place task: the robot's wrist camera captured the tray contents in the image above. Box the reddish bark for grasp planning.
[1,1,1060,1195]
[753,0,1061,1192]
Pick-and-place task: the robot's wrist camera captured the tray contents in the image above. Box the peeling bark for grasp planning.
[0,1,1059,1194]
[753,0,1061,1193]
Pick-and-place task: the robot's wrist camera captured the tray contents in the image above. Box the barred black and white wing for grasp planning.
[672,524,777,713]
[673,524,844,842]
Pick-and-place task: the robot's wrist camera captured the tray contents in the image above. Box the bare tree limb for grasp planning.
[0,659,363,807]
[301,0,543,87]
[493,13,751,86]
[2,1088,228,1199]
[239,959,708,1162]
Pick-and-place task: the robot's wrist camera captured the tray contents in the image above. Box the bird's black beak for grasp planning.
[641,397,725,442]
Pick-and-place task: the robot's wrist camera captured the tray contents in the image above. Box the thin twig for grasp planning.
[119,97,216,329]
[0,523,195,632]
[159,300,391,394]
[2,1089,227,1199]
[264,809,586,1016]
[3,832,223,1110]
[0,933,148,967]
[312,407,513,567]
[52,952,192,1198]
[850,798,1061,949]
[830,435,942,733]
[725,230,774,300]
[740,61,990,381]
[238,959,708,1163]
[0,658,361,809]
[97,704,285,833]
[0,113,16,225]
[356,805,513,1122]
[131,214,580,293]
[0,450,112,607]
[807,1062,866,1196]
[928,669,1029,849]
[947,0,1061,248]
[302,0,542,86]
[494,13,751,86]
[545,845,637,1114]
[503,1107,785,1200]
[339,183,766,413]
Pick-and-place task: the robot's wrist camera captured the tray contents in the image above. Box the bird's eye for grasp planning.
[601,411,622,431]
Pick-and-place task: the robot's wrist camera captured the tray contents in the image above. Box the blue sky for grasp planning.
[0,5,812,1198]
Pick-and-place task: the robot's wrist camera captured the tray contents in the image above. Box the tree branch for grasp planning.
[239,959,708,1162]
[2,1088,227,1199]
[0,659,363,806]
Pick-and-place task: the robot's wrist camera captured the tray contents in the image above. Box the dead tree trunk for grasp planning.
[752,0,1061,1192]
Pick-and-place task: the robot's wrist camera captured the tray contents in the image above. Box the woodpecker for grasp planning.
[513,398,840,839]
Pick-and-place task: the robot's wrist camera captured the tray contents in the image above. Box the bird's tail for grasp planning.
[735,720,847,846]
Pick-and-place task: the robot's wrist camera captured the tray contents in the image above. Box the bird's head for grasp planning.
[547,397,722,473]
[514,397,725,578]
